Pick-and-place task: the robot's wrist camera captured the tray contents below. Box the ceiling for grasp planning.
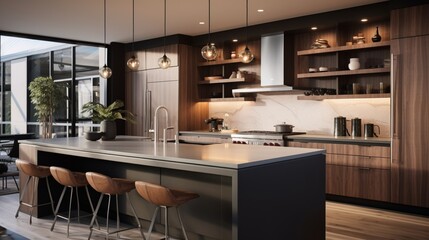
[0,0,386,44]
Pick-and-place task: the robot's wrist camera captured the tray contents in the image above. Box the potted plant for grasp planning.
[81,100,135,140]
[29,76,65,138]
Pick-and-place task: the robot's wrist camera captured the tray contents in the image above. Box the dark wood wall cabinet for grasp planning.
[288,141,391,202]
[390,4,429,208]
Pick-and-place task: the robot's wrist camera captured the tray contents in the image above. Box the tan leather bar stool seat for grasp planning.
[135,181,199,240]
[49,166,99,237]
[15,159,54,225]
[85,172,145,240]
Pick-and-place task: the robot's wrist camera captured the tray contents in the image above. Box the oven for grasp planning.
[231,131,305,146]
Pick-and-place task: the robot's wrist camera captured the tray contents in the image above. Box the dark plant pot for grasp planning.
[101,120,117,140]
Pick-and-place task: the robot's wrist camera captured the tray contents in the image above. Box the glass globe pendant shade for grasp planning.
[201,43,217,61]
[99,64,112,78]
[127,56,140,70]
[240,46,254,63]
[158,54,171,69]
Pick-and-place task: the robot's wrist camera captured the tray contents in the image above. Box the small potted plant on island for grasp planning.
[29,76,65,138]
[81,100,135,140]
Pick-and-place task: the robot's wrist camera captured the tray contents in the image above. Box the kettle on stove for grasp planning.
[205,118,224,132]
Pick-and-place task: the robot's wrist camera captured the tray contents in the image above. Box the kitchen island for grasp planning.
[19,136,325,240]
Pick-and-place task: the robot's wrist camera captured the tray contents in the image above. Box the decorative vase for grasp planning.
[372,27,382,42]
[100,120,116,140]
[348,58,360,70]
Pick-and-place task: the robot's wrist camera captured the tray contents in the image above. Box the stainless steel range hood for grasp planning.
[233,33,293,96]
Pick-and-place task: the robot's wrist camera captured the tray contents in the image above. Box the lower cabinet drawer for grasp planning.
[326,165,391,202]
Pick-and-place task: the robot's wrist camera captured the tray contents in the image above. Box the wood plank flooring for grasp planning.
[1,193,429,239]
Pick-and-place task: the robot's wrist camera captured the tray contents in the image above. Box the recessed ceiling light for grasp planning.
[311,26,318,30]
[199,21,205,25]
[232,39,238,42]
[257,9,264,13]
[361,18,368,22]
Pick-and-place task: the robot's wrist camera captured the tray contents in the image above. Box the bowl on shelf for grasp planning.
[84,131,104,141]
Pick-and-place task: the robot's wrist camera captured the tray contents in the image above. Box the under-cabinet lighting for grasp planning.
[311,26,318,30]
[232,39,238,42]
[361,18,368,22]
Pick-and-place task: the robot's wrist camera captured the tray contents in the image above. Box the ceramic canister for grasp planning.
[348,58,360,70]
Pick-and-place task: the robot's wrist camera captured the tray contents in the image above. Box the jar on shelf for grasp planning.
[348,58,360,70]
[230,51,237,59]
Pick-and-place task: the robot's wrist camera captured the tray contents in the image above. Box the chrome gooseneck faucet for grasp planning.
[152,105,174,147]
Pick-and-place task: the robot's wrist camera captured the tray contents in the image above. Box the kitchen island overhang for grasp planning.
[19,136,326,240]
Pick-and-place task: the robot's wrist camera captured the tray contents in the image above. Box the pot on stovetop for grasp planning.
[274,122,294,133]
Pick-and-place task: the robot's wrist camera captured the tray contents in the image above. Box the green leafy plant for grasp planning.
[29,76,65,138]
[81,100,135,123]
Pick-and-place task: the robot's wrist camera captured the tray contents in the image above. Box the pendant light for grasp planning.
[99,0,112,79]
[127,0,140,70]
[158,0,171,69]
[240,0,254,63]
[201,0,217,61]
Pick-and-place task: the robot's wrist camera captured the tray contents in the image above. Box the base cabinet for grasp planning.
[326,165,390,202]
[288,141,391,202]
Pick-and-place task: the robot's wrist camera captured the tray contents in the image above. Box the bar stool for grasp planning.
[135,181,199,240]
[50,166,99,237]
[15,159,54,224]
[85,172,145,240]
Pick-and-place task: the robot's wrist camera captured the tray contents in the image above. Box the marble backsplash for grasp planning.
[208,94,391,138]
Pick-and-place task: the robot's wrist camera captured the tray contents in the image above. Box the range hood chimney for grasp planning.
[232,33,293,96]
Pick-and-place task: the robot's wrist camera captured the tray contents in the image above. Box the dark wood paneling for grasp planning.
[327,165,391,202]
[391,4,429,39]
[391,35,429,208]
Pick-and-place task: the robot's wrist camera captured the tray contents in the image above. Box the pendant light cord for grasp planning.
[103,0,107,64]
[208,0,211,44]
[132,0,135,52]
[245,0,249,47]
[163,0,167,55]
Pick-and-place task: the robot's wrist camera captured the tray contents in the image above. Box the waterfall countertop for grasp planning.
[19,136,325,170]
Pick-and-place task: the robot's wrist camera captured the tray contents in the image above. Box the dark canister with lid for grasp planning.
[351,118,362,137]
[334,116,348,136]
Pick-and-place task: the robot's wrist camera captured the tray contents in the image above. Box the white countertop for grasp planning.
[20,136,325,170]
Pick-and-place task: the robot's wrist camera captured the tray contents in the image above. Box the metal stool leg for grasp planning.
[126,192,146,240]
[147,206,159,240]
[88,193,104,240]
[76,186,80,223]
[106,194,111,240]
[116,194,120,239]
[45,177,55,214]
[163,206,169,239]
[176,207,189,240]
[15,176,32,218]
[51,186,67,231]
[85,186,99,229]
[66,186,74,237]
[29,177,39,225]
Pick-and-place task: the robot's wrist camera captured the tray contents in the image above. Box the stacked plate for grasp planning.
[311,39,330,49]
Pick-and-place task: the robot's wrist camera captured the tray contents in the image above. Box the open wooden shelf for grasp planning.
[297,41,391,56]
[198,78,245,85]
[297,93,391,101]
[197,58,243,67]
[198,97,256,102]
[297,68,390,78]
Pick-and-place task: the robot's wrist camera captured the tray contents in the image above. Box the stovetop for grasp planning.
[231,131,306,140]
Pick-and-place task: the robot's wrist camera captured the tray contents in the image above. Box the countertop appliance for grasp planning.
[205,118,224,132]
[231,131,305,146]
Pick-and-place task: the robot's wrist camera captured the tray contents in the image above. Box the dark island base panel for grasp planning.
[327,194,429,217]
[35,151,232,240]
[32,151,325,240]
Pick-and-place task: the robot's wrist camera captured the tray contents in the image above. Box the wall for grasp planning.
[209,94,390,138]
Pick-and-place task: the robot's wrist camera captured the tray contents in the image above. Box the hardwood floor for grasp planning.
[1,193,429,239]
